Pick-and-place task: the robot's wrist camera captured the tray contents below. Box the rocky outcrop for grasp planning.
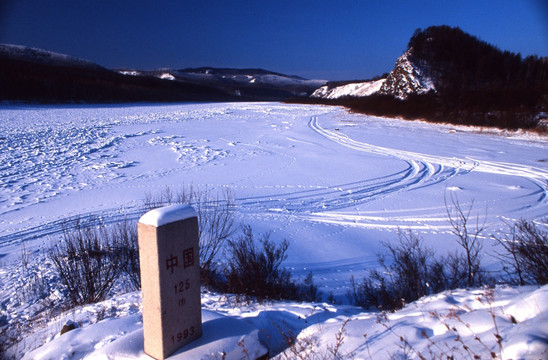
[378,51,435,100]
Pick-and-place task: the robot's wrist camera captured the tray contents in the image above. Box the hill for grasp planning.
[0,44,238,103]
[0,44,324,103]
[301,26,548,130]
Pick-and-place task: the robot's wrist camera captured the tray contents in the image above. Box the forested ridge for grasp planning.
[408,25,548,92]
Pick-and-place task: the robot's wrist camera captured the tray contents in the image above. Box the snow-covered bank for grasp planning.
[17,285,548,359]
[311,79,385,99]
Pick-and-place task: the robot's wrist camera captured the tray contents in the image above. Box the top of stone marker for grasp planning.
[138,204,197,227]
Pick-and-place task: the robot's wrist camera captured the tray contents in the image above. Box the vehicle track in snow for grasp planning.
[237,115,548,233]
[235,115,466,216]
[0,118,455,247]
[310,115,548,185]
[301,115,548,230]
[2,111,547,249]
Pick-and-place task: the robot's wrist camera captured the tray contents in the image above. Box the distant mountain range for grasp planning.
[0,44,325,103]
[117,67,325,100]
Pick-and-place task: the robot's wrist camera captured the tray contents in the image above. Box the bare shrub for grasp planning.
[143,186,236,285]
[445,195,486,287]
[195,188,237,281]
[278,325,317,360]
[278,318,354,360]
[50,218,123,306]
[17,243,52,304]
[143,187,323,300]
[397,287,504,359]
[376,305,501,360]
[112,218,140,291]
[298,272,320,303]
[347,230,434,310]
[347,274,386,309]
[383,231,433,302]
[224,225,298,301]
[494,219,548,285]
[429,252,469,291]
[348,220,488,311]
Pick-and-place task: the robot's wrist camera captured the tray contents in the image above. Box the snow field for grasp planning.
[1,102,547,287]
[1,102,547,358]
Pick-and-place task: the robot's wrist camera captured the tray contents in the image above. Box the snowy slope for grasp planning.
[175,68,326,87]
[18,286,548,359]
[311,79,385,99]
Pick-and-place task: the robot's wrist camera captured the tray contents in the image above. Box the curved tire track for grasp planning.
[2,113,547,248]
[237,116,463,215]
[304,114,548,229]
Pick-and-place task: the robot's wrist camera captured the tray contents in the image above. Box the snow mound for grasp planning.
[159,72,176,81]
[118,70,141,76]
[18,285,548,360]
[22,310,268,360]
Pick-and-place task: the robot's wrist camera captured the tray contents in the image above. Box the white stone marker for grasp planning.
[138,204,202,360]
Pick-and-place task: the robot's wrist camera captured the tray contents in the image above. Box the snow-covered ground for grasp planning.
[1,102,547,358]
[19,286,548,359]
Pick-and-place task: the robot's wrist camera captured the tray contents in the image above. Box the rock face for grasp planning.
[378,50,436,100]
[60,320,79,335]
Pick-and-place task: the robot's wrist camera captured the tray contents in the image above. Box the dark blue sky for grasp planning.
[1,0,547,80]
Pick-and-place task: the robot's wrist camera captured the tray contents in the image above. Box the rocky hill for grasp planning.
[303,26,548,130]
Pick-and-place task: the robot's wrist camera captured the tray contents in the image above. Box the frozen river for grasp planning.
[1,102,547,294]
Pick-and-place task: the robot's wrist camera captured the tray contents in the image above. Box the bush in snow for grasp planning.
[347,230,434,310]
[49,217,136,306]
[224,225,296,300]
[428,252,471,292]
[298,271,320,303]
[349,195,491,311]
[222,225,319,302]
[494,219,548,285]
[143,186,237,286]
[347,224,489,311]
[111,218,140,291]
[445,195,486,288]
